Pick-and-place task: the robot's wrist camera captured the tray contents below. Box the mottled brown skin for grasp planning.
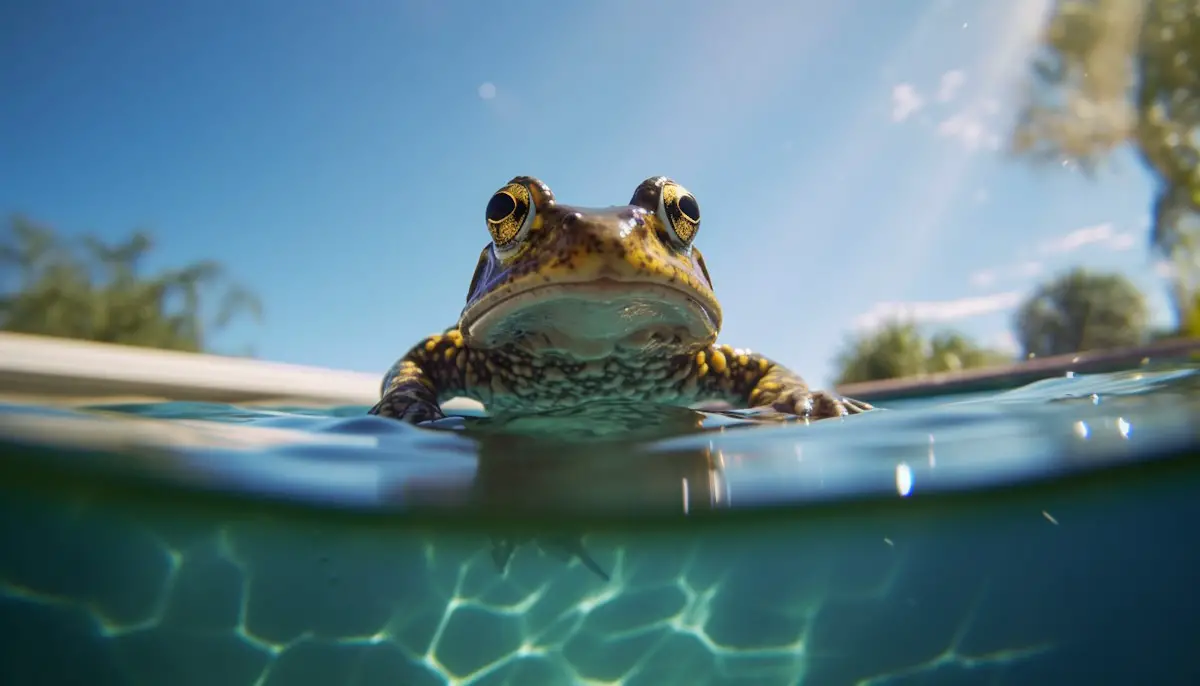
[369,176,873,424]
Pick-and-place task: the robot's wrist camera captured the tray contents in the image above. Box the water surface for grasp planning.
[1,365,1198,685]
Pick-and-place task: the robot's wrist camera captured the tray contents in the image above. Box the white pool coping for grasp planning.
[0,332,484,410]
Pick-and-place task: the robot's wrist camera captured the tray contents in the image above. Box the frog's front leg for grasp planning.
[369,330,469,424]
[690,344,874,420]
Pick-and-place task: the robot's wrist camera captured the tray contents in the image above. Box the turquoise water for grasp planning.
[1,365,1198,686]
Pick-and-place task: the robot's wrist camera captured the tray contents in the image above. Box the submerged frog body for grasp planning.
[370,176,873,423]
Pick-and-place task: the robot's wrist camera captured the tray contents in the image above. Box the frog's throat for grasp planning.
[460,279,719,361]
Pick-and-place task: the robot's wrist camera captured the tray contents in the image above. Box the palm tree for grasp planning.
[0,215,262,353]
[1013,268,1149,358]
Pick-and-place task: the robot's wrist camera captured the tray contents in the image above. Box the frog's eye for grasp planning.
[486,182,535,254]
[657,182,700,247]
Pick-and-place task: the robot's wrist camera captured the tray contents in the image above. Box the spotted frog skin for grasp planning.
[369,176,873,424]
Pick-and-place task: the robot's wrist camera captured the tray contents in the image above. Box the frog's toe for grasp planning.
[842,396,875,414]
[773,389,873,420]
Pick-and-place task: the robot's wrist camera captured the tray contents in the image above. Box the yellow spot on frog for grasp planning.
[695,350,707,366]
[758,358,769,373]
[737,354,750,367]
[446,329,464,347]
[697,363,710,378]
[709,349,727,374]
[424,335,442,352]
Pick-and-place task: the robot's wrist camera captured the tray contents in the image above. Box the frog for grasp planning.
[369,175,874,424]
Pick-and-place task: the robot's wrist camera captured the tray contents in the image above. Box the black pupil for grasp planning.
[487,192,517,222]
[678,194,699,222]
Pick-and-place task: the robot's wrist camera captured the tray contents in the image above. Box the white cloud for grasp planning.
[969,268,997,288]
[477,82,497,100]
[971,260,1044,289]
[853,291,1024,330]
[1108,231,1137,251]
[936,111,1001,151]
[1017,260,1044,277]
[937,69,967,102]
[1037,223,1137,255]
[891,83,923,122]
[966,221,1141,295]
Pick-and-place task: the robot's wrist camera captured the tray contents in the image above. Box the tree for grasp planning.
[1012,0,1200,329]
[927,331,1012,373]
[1013,267,1148,358]
[833,321,1012,385]
[0,215,262,353]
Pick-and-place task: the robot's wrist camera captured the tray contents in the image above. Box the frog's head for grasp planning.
[459,176,721,361]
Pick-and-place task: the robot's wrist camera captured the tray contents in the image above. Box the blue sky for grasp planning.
[0,0,1173,390]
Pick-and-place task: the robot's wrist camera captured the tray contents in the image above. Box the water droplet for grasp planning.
[1117,417,1131,438]
[895,462,914,497]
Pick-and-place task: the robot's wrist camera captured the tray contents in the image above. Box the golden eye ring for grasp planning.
[485,182,534,253]
[658,181,700,247]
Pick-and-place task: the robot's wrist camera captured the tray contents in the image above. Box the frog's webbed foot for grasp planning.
[369,381,446,424]
[772,388,874,420]
[488,534,610,581]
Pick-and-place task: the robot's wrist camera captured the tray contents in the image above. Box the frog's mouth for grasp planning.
[460,279,720,361]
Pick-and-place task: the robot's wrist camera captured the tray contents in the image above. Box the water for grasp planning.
[1,365,1198,686]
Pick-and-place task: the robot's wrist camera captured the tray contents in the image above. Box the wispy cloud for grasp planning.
[969,269,998,288]
[873,0,1052,285]
[1037,222,1137,255]
[477,82,497,100]
[968,222,1138,292]
[891,83,923,122]
[936,69,966,102]
[936,109,1002,151]
[853,291,1024,330]
[969,260,1043,289]
[787,1,950,201]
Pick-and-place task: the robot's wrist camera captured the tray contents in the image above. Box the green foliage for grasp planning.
[1013,0,1200,328]
[834,321,1012,385]
[1013,267,1149,358]
[0,215,262,353]
[1183,290,1200,338]
[927,331,1012,373]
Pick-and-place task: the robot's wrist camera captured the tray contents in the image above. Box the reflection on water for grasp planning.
[0,366,1198,685]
